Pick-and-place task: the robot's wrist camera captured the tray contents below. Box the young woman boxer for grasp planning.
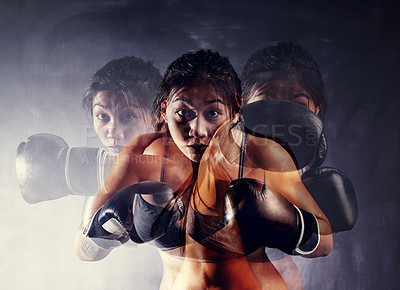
[83,56,161,156]
[79,56,162,217]
[75,49,333,289]
[241,42,356,289]
[240,42,326,290]
[16,56,161,203]
[241,42,325,123]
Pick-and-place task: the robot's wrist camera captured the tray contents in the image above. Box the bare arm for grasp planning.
[74,133,194,261]
[246,135,333,257]
[75,133,165,261]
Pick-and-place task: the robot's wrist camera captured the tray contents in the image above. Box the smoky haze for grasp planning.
[1,0,399,289]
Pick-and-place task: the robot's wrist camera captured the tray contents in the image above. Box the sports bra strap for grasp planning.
[238,116,247,180]
[160,137,170,183]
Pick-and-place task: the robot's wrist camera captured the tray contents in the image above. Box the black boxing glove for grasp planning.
[309,133,328,168]
[301,167,358,232]
[16,133,110,203]
[225,178,320,255]
[242,100,325,169]
[85,181,185,249]
[84,185,144,249]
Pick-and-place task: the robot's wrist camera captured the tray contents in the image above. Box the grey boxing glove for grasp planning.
[16,133,110,203]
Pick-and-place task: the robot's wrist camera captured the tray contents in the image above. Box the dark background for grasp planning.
[1,0,399,289]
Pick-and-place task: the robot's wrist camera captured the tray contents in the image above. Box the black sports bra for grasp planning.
[154,132,246,253]
[186,121,264,255]
[152,138,187,251]
[154,126,268,255]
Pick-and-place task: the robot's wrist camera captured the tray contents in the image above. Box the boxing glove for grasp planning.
[301,167,358,232]
[309,133,328,168]
[16,133,110,203]
[225,178,320,255]
[84,183,150,249]
[85,181,184,249]
[242,100,326,169]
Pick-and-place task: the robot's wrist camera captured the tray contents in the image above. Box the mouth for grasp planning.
[107,145,124,154]
[187,143,208,155]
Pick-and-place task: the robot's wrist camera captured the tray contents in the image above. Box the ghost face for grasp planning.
[92,91,149,155]
[247,74,320,115]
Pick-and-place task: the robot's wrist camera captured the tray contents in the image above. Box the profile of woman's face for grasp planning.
[164,81,232,162]
[92,91,149,155]
[247,74,320,115]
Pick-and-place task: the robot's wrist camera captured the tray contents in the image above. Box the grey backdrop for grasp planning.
[1,0,399,289]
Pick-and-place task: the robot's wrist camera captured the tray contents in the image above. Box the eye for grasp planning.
[176,109,190,118]
[120,113,137,122]
[293,101,308,107]
[97,113,110,122]
[291,95,310,108]
[208,110,221,118]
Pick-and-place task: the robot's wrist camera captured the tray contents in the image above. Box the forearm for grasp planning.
[266,171,333,257]
[291,200,333,258]
[75,134,165,261]
[84,143,147,219]
[303,218,333,258]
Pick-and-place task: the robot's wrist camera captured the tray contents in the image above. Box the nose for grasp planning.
[106,119,124,141]
[188,116,208,139]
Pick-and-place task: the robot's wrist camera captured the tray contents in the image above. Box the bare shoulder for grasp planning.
[245,134,297,173]
[104,141,166,192]
[143,137,169,156]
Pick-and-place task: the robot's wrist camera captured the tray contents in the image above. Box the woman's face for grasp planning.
[164,81,233,162]
[247,74,319,114]
[92,91,149,155]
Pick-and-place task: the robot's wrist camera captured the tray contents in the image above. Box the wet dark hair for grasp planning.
[82,56,161,115]
[241,42,326,116]
[153,49,242,131]
[150,50,242,253]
